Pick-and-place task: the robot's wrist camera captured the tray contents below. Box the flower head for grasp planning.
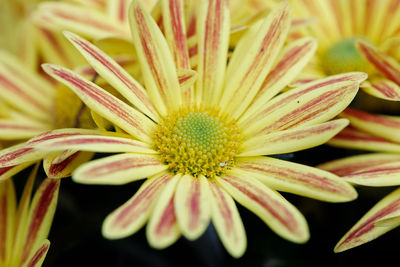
[34,0,363,257]
[0,166,60,266]
[292,0,400,101]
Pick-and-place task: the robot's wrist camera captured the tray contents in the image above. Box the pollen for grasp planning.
[321,37,374,75]
[153,106,241,178]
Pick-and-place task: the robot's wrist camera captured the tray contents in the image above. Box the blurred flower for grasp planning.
[27,0,365,257]
[291,0,400,101]
[0,165,60,267]
[319,108,400,252]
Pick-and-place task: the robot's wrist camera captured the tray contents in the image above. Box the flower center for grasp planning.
[154,106,241,178]
[321,37,373,75]
[53,84,96,129]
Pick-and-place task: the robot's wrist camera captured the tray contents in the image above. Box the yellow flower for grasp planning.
[318,108,400,252]
[0,165,60,267]
[19,0,365,257]
[291,0,400,101]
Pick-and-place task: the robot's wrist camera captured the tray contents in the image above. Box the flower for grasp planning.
[318,107,400,252]
[30,0,363,257]
[0,165,60,267]
[291,0,400,101]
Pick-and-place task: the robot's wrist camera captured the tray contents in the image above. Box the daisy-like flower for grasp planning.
[0,166,60,267]
[318,107,400,252]
[291,0,400,101]
[23,0,365,257]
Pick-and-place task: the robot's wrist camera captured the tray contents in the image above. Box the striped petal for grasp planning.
[64,31,160,122]
[0,163,34,182]
[107,0,131,24]
[357,41,400,85]
[0,143,48,168]
[217,170,309,243]
[195,0,230,105]
[208,181,246,258]
[174,175,211,240]
[73,153,167,185]
[341,161,400,187]
[236,157,357,202]
[318,153,400,177]
[0,179,16,265]
[240,73,367,137]
[0,119,50,140]
[0,64,52,122]
[42,64,155,143]
[240,37,317,122]
[221,1,292,118]
[240,119,349,156]
[146,174,181,249]
[103,172,173,239]
[329,126,400,153]
[24,239,50,267]
[335,188,400,252]
[362,78,400,101]
[129,0,181,115]
[340,108,400,143]
[32,134,156,154]
[43,151,94,179]
[20,178,59,265]
[35,2,130,39]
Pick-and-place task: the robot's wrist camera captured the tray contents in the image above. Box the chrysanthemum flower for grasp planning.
[20,0,365,257]
[291,0,400,101]
[318,107,400,252]
[0,166,60,267]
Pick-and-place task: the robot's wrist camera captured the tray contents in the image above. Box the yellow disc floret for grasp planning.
[321,37,374,75]
[154,106,241,178]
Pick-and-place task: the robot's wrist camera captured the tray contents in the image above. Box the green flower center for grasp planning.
[321,37,373,75]
[154,107,241,178]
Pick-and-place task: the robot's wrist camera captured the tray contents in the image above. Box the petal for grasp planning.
[0,179,16,264]
[24,239,50,267]
[73,153,167,185]
[239,73,366,137]
[342,161,400,187]
[240,37,317,122]
[43,151,94,179]
[240,119,349,156]
[0,64,52,123]
[195,0,230,105]
[236,157,357,202]
[20,178,59,265]
[42,64,155,143]
[64,31,160,122]
[318,153,400,177]
[146,174,181,249]
[208,180,246,258]
[107,0,131,24]
[177,69,198,101]
[361,78,400,101]
[357,40,400,85]
[102,172,173,239]
[217,170,309,243]
[328,126,400,153]
[340,108,400,143]
[0,163,34,182]
[0,119,51,140]
[174,175,211,240]
[129,0,181,115]
[221,1,292,119]
[35,2,130,39]
[0,143,48,168]
[32,133,156,154]
[335,188,400,252]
